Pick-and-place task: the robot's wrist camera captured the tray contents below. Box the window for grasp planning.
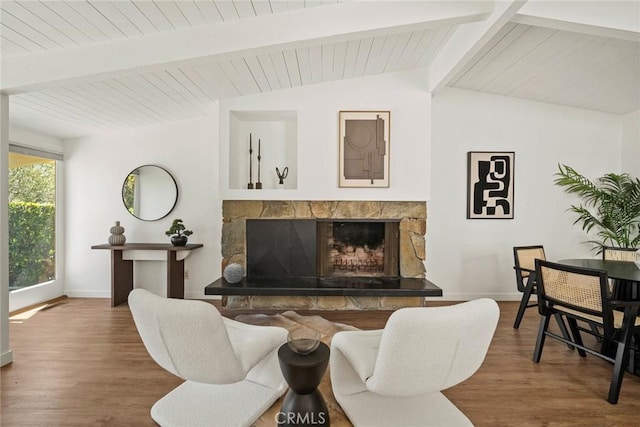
[8,146,59,292]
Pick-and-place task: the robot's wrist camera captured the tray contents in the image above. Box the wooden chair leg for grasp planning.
[590,324,603,343]
[533,314,551,363]
[628,332,640,374]
[553,313,575,350]
[514,279,535,329]
[566,318,587,357]
[607,306,639,404]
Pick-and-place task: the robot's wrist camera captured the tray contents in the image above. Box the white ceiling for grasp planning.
[1,0,639,140]
[451,21,640,114]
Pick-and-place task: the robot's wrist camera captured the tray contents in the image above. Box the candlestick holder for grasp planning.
[256,138,262,189]
[247,133,254,189]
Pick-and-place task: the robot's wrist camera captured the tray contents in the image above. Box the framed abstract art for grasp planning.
[339,111,390,188]
[467,151,515,219]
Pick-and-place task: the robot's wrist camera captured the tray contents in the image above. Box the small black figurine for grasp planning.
[276,166,289,185]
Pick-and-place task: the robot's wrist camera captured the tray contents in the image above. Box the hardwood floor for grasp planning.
[2,298,639,426]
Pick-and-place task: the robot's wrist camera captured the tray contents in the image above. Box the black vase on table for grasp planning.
[171,235,188,246]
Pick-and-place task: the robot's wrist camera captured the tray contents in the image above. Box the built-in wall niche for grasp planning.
[229,110,297,190]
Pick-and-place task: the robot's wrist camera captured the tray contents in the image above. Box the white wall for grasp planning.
[64,112,219,299]
[622,110,640,176]
[63,70,430,301]
[219,68,431,201]
[61,76,630,302]
[428,88,622,300]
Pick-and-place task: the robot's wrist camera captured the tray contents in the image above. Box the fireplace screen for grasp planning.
[245,219,400,279]
[317,221,399,278]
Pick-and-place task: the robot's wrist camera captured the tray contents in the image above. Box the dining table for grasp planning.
[558,258,640,375]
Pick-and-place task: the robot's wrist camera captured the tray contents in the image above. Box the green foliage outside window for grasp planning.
[8,159,56,291]
[9,202,55,290]
[8,162,55,203]
[123,174,136,215]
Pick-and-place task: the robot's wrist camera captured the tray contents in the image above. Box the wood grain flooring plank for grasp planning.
[2,298,639,426]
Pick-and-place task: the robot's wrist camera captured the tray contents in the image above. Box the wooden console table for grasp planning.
[92,243,203,306]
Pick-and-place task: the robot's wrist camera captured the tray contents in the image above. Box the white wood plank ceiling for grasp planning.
[450,22,640,115]
[1,1,639,139]
[0,1,333,56]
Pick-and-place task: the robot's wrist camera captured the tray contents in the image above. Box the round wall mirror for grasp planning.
[122,165,178,221]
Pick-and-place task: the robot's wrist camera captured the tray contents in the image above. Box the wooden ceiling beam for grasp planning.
[428,0,528,94]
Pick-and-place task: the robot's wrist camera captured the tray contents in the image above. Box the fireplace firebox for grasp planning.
[317,220,399,278]
[246,219,399,279]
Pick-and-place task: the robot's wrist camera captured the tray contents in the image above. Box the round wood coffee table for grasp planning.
[277,341,330,426]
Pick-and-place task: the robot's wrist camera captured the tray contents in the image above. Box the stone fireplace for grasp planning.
[219,200,429,309]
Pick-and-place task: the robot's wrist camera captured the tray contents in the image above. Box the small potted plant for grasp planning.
[165,219,193,246]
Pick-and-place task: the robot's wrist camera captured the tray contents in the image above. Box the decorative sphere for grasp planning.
[223,263,244,284]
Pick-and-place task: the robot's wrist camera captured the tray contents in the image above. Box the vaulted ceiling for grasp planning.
[1,1,639,139]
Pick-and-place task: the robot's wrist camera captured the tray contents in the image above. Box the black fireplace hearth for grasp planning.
[204,276,442,297]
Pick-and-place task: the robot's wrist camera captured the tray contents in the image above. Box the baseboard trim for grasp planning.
[1,350,13,367]
[64,290,110,298]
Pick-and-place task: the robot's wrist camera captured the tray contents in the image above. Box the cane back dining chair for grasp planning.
[603,246,638,262]
[513,246,572,346]
[603,247,639,300]
[532,259,640,404]
[513,245,546,329]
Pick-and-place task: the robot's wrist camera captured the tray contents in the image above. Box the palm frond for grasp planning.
[555,164,640,251]
[554,164,605,206]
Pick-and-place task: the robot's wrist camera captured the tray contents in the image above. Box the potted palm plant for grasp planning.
[165,219,193,246]
[554,164,640,253]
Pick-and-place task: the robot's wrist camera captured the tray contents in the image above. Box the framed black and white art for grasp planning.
[467,151,515,219]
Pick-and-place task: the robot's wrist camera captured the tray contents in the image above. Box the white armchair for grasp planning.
[330,298,500,426]
[128,289,288,427]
